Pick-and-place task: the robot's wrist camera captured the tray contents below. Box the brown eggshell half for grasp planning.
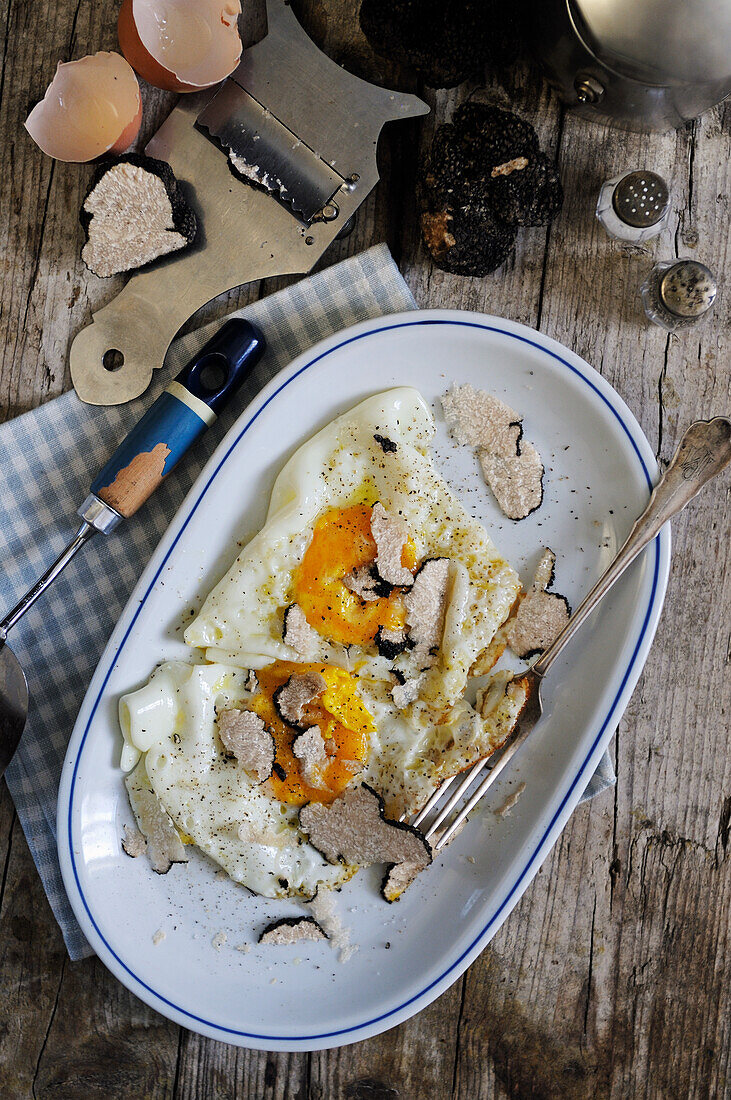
[24,52,142,163]
[118,0,242,93]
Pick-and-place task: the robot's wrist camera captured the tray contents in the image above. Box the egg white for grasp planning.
[184,387,520,709]
[119,661,354,898]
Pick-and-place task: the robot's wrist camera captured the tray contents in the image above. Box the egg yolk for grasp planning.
[248,661,374,806]
[293,503,416,646]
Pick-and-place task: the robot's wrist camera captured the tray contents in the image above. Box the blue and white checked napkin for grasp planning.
[0,245,614,960]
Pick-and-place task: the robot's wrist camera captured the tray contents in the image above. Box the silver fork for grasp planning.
[412,417,731,851]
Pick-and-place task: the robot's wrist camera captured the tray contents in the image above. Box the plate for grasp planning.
[57,310,670,1051]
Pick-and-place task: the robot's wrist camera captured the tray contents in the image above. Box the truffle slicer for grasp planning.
[69,0,428,406]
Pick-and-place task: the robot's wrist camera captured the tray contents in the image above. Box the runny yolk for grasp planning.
[248,661,374,806]
[292,503,416,646]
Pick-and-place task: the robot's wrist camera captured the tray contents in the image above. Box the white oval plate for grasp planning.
[58,311,670,1051]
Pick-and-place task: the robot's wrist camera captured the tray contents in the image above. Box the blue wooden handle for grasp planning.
[91,319,265,518]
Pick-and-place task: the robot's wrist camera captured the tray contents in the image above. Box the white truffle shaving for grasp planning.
[293,725,329,789]
[504,549,571,657]
[479,442,544,521]
[274,671,326,726]
[282,603,321,658]
[125,760,188,874]
[370,503,413,587]
[404,558,451,663]
[258,916,328,945]
[121,823,147,858]
[217,708,275,782]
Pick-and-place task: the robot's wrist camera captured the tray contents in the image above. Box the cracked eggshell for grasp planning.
[24,52,142,163]
[118,0,242,93]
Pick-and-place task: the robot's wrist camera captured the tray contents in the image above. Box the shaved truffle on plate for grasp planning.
[381,858,423,903]
[404,557,451,662]
[299,784,431,892]
[371,503,413,587]
[121,822,147,858]
[292,725,329,789]
[282,603,321,658]
[217,708,275,782]
[441,383,521,454]
[343,563,391,602]
[479,442,544,520]
[81,154,197,278]
[258,916,328,945]
[125,760,188,874]
[504,549,571,658]
[273,671,326,727]
[375,624,408,660]
[442,383,545,520]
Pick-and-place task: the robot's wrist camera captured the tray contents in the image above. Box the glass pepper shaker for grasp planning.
[596,170,671,243]
[640,259,718,333]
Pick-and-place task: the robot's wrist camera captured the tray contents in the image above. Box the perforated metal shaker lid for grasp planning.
[659,261,717,319]
[612,171,669,228]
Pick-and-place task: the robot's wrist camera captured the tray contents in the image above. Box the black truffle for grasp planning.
[80,154,197,278]
[418,104,563,276]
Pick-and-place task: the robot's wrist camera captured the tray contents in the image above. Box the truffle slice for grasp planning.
[371,503,413,587]
[343,564,392,601]
[258,916,328,945]
[217,708,275,782]
[81,154,197,278]
[282,603,321,658]
[381,859,423,903]
[299,783,431,880]
[391,675,424,709]
[292,725,329,789]
[273,671,327,727]
[479,440,544,520]
[375,625,408,660]
[121,823,147,858]
[504,549,571,658]
[125,760,188,874]
[441,383,521,455]
[404,558,451,662]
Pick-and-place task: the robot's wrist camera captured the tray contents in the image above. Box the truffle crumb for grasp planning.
[245,669,259,694]
[152,928,166,946]
[374,433,398,453]
[307,889,357,962]
[81,154,196,278]
[504,549,571,657]
[494,782,527,818]
[212,931,227,950]
[121,823,147,858]
[217,708,275,782]
[282,603,321,658]
[273,671,326,727]
[258,916,328,946]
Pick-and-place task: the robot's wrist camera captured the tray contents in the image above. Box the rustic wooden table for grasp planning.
[1,1,730,1096]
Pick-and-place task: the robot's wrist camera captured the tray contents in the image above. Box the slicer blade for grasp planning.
[197,81,345,223]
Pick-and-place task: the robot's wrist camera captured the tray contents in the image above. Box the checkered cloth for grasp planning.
[0,246,614,960]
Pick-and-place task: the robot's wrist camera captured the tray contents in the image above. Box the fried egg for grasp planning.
[119,388,526,897]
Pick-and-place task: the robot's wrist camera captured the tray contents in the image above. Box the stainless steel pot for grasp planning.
[528,0,731,130]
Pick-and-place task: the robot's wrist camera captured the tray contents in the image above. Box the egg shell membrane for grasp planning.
[24,52,141,163]
[118,0,242,92]
[293,503,417,647]
[249,661,373,807]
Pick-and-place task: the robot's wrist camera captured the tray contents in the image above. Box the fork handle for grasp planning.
[533,417,731,679]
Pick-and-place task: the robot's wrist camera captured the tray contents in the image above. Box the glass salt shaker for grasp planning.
[596,170,670,243]
[640,259,718,333]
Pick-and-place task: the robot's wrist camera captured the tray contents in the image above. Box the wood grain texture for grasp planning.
[1,0,729,1096]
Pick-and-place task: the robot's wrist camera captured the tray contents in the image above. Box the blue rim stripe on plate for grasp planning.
[65,317,663,1042]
